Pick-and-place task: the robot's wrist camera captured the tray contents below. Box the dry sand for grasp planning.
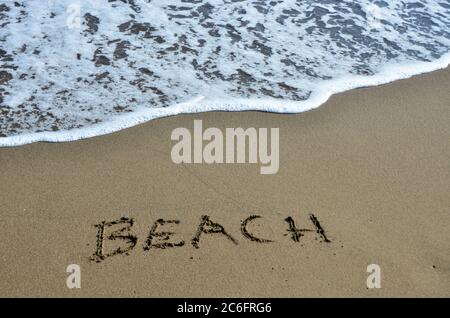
[0,68,449,297]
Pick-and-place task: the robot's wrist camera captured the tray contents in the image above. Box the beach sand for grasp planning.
[0,68,449,297]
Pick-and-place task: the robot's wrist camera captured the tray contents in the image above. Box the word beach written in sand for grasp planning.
[91,214,331,263]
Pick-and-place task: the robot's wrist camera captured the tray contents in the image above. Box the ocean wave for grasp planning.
[0,0,449,146]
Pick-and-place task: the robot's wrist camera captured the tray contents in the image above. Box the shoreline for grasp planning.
[0,67,449,297]
[2,52,450,147]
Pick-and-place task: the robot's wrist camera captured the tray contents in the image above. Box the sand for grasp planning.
[0,68,449,297]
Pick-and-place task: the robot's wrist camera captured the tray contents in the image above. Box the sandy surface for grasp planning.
[0,68,449,297]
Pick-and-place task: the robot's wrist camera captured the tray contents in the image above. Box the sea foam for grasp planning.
[0,0,449,146]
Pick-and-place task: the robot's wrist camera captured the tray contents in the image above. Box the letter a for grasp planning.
[366,264,381,289]
[66,264,81,289]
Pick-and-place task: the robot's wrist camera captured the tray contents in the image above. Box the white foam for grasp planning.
[1,0,449,146]
[2,51,449,147]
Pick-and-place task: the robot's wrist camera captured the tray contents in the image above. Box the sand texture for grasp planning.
[0,68,449,297]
